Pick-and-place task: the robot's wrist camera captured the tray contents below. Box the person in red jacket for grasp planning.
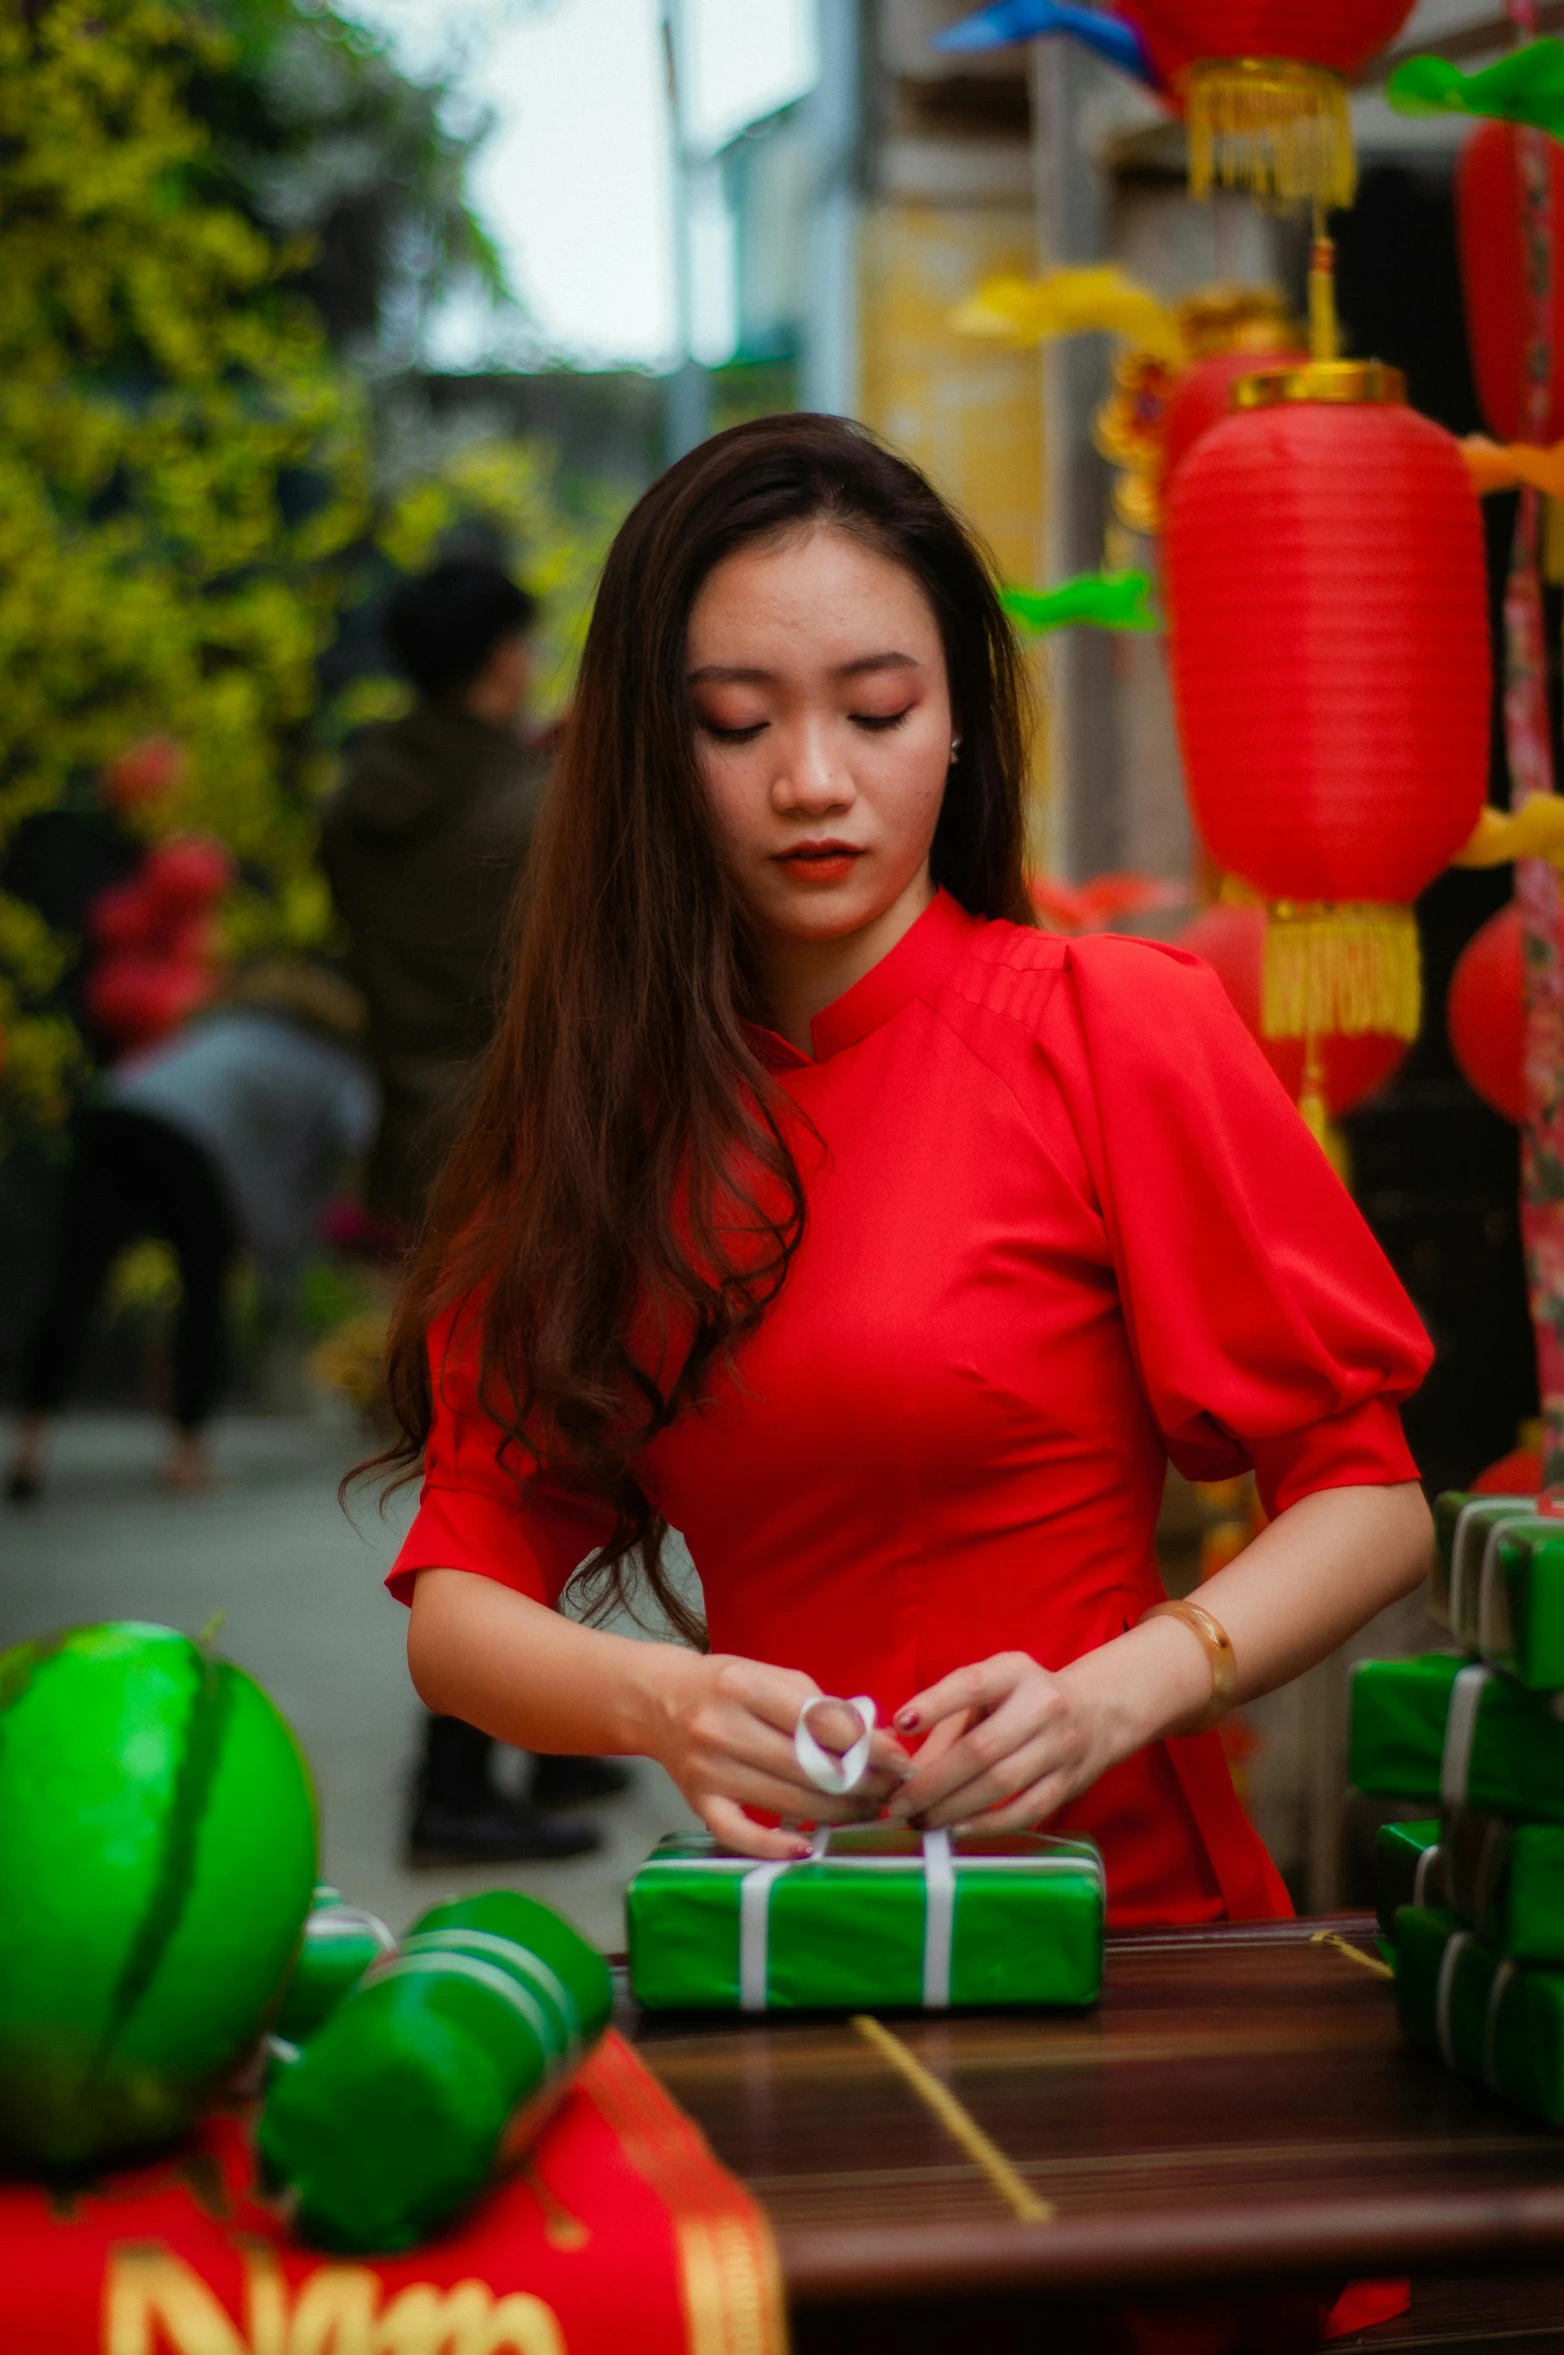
[372,415,1433,1926]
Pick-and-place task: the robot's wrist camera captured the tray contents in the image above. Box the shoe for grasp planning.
[532,1754,632,1807]
[5,1468,40,1504]
[406,1796,602,1867]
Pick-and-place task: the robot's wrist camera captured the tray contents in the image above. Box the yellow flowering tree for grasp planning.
[0,0,369,1143]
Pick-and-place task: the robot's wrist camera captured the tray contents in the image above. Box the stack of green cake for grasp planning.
[1351,1492,1564,2126]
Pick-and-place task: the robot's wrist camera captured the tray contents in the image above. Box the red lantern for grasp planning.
[1448,901,1525,1125]
[142,836,234,917]
[1165,361,1491,1060]
[1181,904,1406,1115]
[1124,3,1415,207]
[1129,2,1412,82]
[1457,123,1564,446]
[1160,345,1307,503]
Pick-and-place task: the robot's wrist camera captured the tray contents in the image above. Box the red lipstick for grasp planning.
[775,839,863,885]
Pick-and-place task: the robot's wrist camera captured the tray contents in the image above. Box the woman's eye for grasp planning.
[697,716,768,745]
[850,706,914,733]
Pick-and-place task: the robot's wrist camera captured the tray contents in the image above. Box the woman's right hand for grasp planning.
[651,1653,911,1858]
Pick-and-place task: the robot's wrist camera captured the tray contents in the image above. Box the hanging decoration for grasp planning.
[951,266,1185,361]
[1003,572,1159,634]
[1163,357,1491,1137]
[934,1,1156,82]
[1388,39,1564,142]
[1449,903,1527,1127]
[1454,0,1564,1485]
[938,2,1416,209]
[1129,3,1416,209]
[954,273,1300,535]
[1156,332,1306,512]
[1457,120,1564,445]
[1182,902,1407,1120]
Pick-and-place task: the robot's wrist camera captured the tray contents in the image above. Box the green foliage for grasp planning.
[0,0,371,1144]
[191,0,507,356]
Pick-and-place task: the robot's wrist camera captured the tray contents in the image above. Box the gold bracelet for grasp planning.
[1140,1597,1239,1735]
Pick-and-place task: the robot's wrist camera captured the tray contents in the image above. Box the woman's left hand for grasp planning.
[884,1651,1110,1833]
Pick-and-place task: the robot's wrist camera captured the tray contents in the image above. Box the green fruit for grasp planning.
[0,1621,317,2167]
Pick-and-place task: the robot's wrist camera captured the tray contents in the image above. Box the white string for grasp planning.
[921,1829,956,2009]
[1441,1664,1494,1810]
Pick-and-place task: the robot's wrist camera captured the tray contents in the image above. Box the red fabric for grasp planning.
[1458,123,1564,447]
[1449,901,1525,1126]
[1324,2279,1412,2337]
[1180,905,1406,1117]
[1127,2,1413,83]
[0,2033,784,2355]
[391,897,1430,1929]
[1166,399,1491,905]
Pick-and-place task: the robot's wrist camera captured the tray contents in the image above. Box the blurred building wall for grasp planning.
[858,3,1048,850]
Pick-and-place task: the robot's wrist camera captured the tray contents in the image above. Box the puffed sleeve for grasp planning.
[1054,934,1431,1517]
[386,1294,615,1608]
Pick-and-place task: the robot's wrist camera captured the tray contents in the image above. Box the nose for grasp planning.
[771,716,852,818]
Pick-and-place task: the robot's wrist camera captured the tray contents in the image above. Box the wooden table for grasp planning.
[630,1915,1564,2353]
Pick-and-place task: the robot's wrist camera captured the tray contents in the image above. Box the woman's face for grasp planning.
[687,523,954,950]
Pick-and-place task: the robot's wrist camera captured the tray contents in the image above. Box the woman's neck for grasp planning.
[758,869,936,1055]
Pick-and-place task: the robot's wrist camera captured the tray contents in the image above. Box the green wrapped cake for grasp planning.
[1431,1492,1535,1632]
[274,1886,396,2047]
[1394,1903,1564,2129]
[1348,1654,1564,1817]
[0,1621,317,2167]
[1374,1820,1443,1939]
[1431,1492,1564,1688]
[260,1889,612,2252]
[1441,1811,1564,1964]
[626,1825,1104,2013]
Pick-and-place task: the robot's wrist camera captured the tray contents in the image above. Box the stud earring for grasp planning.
[949,736,962,764]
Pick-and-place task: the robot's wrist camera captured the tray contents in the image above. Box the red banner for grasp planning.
[0,2033,787,2355]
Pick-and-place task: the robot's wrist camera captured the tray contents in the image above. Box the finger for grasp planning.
[868,1728,915,1781]
[893,1664,993,1740]
[947,1771,1073,1836]
[799,1697,871,1756]
[698,1713,901,1805]
[719,1661,823,1737]
[708,1760,898,1824]
[893,1683,1059,1819]
[699,1797,813,1859]
[903,1711,969,1772]
[916,1735,1071,1828]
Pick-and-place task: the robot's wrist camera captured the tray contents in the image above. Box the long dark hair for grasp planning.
[376,414,1035,1640]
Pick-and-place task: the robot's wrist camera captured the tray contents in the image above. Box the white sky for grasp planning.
[335,0,818,368]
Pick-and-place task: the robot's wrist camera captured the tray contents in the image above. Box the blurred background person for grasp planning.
[324,556,624,1867]
[7,962,376,1503]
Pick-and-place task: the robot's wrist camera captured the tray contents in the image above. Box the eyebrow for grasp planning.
[687,650,923,685]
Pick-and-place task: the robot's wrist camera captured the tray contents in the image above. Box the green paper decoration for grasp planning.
[1387,40,1564,140]
[0,1621,317,2168]
[1003,571,1159,636]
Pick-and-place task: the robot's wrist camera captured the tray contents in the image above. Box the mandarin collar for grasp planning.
[744,889,978,1070]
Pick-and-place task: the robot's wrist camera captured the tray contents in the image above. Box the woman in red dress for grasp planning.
[382,415,1432,1929]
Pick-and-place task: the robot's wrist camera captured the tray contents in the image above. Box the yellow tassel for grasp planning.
[1262,904,1421,1043]
[1186,60,1357,213]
